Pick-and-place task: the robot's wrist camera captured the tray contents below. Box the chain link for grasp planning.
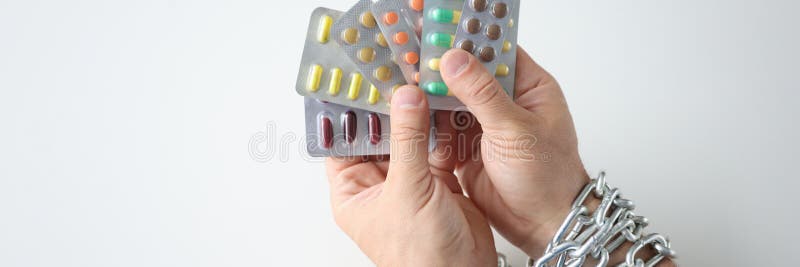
[527,171,676,267]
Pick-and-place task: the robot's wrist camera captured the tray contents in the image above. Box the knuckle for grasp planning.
[391,124,427,144]
[466,73,504,107]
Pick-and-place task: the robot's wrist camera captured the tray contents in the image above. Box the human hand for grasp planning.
[438,47,590,258]
[325,86,497,266]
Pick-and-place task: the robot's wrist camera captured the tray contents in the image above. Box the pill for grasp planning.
[394,31,409,45]
[502,40,512,53]
[348,73,363,100]
[320,116,333,149]
[360,12,377,28]
[428,32,454,48]
[343,111,357,144]
[368,113,382,145]
[409,0,424,11]
[429,8,462,24]
[368,84,381,105]
[342,28,359,45]
[317,15,333,44]
[458,40,475,53]
[358,47,376,63]
[306,64,323,92]
[414,72,420,83]
[492,2,508,18]
[374,66,392,82]
[424,82,449,96]
[428,58,441,71]
[479,46,496,62]
[465,18,481,34]
[496,64,509,77]
[486,24,502,40]
[383,11,399,25]
[508,18,515,28]
[328,68,342,95]
[376,33,388,47]
[470,0,488,12]
[404,51,419,65]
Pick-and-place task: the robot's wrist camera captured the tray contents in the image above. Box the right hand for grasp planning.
[438,48,591,258]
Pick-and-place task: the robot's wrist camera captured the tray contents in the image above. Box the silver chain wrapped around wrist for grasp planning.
[528,171,677,267]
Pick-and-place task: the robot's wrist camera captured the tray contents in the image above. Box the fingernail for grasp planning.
[393,86,423,109]
[443,50,470,77]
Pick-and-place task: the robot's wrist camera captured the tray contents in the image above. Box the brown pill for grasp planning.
[492,2,508,18]
[465,18,481,34]
[342,28,359,45]
[486,24,502,40]
[320,116,333,149]
[479,47,495,62]
[368,113,381,145]
[458,40,475,53]
[374,66,392,82]
[358,47,376,63]
[343,111,357,144]
[470,0,487,12]
[375,33,388,47]
[360,12,377,28]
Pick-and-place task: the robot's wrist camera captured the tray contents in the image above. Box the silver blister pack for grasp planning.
[453,0,518,75]
[419,0,464,110]
[402,0,426,35]
[295,7,390,114]
[371,0,422,85]
[494,0,519,93]
[304,97,437,157]
[332,0,410,96]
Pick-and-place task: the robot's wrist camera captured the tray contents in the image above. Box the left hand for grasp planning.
[325,86,497,266]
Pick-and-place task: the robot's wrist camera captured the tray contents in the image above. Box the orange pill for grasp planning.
[414,72,420,83]
[383,12,399,25]
[394,31,409,45]
[404,51,419,64]
[409,0,424,11]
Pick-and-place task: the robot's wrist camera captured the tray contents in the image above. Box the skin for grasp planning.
[326,47,675,266]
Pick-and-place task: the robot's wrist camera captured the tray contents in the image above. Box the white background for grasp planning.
[1,0,798,266]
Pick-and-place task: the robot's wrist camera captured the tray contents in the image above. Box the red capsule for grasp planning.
[368,113,381,145]
[343,111,357,144]
[319,116,333,149]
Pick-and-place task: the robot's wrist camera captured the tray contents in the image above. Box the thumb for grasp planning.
[385,85,432,196]
[440,49,527,131]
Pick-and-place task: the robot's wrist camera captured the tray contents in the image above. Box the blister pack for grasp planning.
[332,0,412,94]
[418,0,465,109]
[371,0,423,85]
[295,7,390,114]
[494,0,519,93]
[453,0,519,75]
[403,0,425,34]
[304,97,437,157]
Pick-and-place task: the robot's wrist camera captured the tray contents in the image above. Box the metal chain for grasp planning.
[498,253,511,267]
[527,171,677,267]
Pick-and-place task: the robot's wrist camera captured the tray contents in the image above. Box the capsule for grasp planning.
[348,73,363,100]
[423,82,449,96]
[319,116,333,149]
[368,113,381,145]
[427,32,455,48]
[428,8,461,24]
[428,58,441,71]
[328,68,342,95]
[368,84,380,105]
[343,111,357,144]
[316,15,333,43]
[306,64,323,92]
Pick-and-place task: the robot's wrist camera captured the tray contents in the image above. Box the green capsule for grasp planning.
[428,8,462,24]
[427,32,454,48]
[423,82,449,96]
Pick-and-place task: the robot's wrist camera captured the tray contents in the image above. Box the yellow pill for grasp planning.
[502,41,512,53]
[375,33,388,47]
[328,68,342,95]
[306,64,323,92]
[360,12,377,28]
[368,84,380,105]
[428,58,441,71]
[374,66,392,82]
[348,73,363,100]
[358,47,376,63]
[392,84,402,94]
[496,64,510,77]
[452,10,462,24]
[342,28,359,45]
[316,15,333,43]
[507,18,515,28]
